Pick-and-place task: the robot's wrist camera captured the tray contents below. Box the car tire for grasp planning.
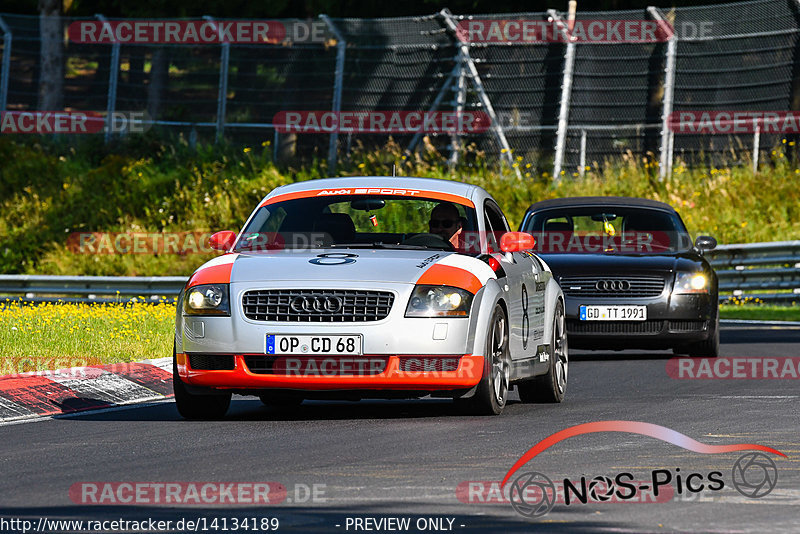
[468,303,510,415]
[518,299,568,403]
[687,311,720,358]
[259,393,303,407]
[173,350,232,420]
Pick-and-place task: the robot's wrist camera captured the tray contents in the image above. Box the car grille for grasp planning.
[560,276,665,298]
[568,320,664,335]
[243,355,388,375]
[187,354,236,370]
[668,320,708,332]
[242,289,394,322]
[398,357,461,373]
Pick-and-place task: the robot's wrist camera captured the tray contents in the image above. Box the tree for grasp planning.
[38,0,63,110]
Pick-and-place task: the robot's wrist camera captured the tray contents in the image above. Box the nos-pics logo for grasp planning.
[502,421,783,519]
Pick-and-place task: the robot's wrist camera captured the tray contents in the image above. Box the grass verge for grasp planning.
[719,304,800,322]
[0,300,176,374]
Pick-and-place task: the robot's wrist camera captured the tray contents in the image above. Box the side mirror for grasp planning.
[500,232,536,253]
[208,231,236,251]
[695,235,717,252]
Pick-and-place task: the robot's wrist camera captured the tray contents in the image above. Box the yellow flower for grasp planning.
[243,147,252,153]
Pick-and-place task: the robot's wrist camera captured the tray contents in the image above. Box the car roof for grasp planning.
[265,176,484,203]
[526,196,677,213]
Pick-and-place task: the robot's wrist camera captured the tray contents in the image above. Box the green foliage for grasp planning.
[720,303,800,322]
[1,135,799,276]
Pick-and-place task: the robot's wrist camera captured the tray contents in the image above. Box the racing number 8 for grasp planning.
[521,284,530,350]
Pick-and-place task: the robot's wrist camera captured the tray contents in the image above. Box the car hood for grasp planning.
[538,252,708,278]
[227,248,489,285]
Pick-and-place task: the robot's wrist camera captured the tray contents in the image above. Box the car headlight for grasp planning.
[405,285,474,317]
[183,283,231,316]
[674,272,709,294]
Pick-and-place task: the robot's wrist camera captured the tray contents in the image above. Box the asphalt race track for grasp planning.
[1,324,798,533]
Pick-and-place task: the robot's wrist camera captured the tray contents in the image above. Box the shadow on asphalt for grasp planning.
[719,327,800,344]
[0,505,650,533]
[60,395,566,423]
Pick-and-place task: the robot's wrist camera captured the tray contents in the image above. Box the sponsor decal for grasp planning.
[415,254,442,269]
[536,344,550,363]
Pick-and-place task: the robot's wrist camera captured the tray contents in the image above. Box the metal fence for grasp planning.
[708,240,800,304]
[1,0,799,176]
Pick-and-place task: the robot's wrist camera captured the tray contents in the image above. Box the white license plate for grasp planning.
[266,334,363,355]
[579,305,647,321]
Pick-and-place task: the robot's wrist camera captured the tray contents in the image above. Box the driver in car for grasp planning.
[428,202,464,249]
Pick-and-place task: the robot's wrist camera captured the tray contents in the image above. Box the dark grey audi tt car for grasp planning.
[519,197,719,356]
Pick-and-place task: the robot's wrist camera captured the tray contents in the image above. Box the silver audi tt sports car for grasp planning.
[174,176,567,418]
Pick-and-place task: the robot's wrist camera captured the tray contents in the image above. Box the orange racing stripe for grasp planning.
[416,264,483,295]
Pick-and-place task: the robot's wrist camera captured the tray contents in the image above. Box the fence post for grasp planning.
[648,7,676,181]
[579,129,587,177]
[549,9,576,183]
[96,14,120,143]
[320,15,346,173]
[439,9,520,178]
[449,48,467,167]
[0,15,11,112]
[753,126,760,173]
[203,16,229,143]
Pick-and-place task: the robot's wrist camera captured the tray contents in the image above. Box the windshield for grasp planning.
[234,195,478,252]
[522,206,692,254]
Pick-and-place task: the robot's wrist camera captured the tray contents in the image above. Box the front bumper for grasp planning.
[176,352,484,392]
[564,293,716,349]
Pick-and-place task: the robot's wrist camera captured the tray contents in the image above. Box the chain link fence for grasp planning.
[1,0,799,177]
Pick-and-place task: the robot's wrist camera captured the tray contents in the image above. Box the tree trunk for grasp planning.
[147,47,168,120]
[38,0,63,110]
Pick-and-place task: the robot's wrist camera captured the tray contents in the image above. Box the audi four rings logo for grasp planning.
[595,280,631,291]
[290,296,343,314]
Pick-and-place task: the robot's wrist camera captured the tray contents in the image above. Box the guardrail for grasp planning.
[1,241,799,305]
[707,241,800,304]
[0,275,187,303]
